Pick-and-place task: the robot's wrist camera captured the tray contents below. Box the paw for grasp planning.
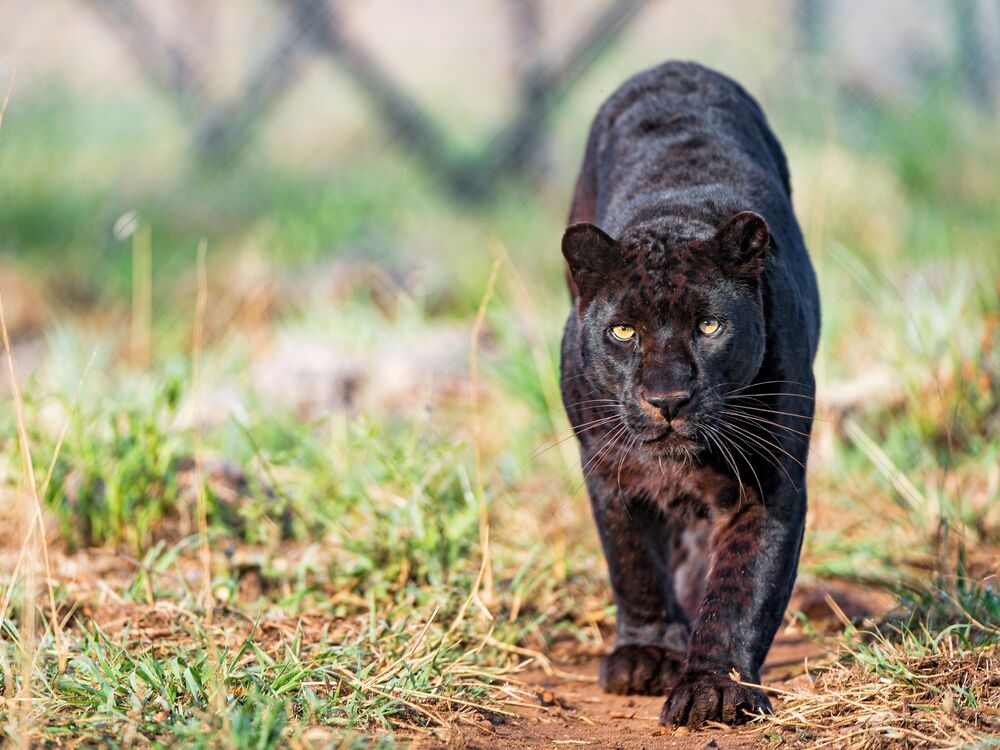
[660,670,772,728]
[599,645,683,695]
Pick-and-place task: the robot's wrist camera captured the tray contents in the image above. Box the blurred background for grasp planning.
[1,0,998,573]
[2,0,998,332]
[1,1,999,744]
[2,0,1000,585]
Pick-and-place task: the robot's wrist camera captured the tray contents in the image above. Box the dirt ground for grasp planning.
[20,535,898,748]
[417,584,894,749]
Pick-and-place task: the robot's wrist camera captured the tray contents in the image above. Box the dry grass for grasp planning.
[760,640,1000,748]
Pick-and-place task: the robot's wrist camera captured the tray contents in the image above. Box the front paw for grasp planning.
[660,670,772,727]
[599,645,682,695]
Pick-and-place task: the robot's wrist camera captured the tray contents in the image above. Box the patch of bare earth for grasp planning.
[413,584,894,749]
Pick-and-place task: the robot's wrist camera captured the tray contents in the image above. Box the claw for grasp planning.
[660,671,772,728]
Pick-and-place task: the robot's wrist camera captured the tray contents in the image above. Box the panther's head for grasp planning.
[563,211,771,460]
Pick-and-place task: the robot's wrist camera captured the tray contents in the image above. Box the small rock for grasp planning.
[537,689,557,707]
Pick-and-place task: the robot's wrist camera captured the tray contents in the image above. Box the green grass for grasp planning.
[9,599,505,746]
[1,58,999,748]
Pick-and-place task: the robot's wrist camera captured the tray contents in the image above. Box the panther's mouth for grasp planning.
[641,428,675,444]
[634,421,703,454]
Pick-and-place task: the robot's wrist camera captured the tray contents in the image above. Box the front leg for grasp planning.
[588,475,690,695]
[661,485,805,727]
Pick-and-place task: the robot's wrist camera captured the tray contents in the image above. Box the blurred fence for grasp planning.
[1,0,999,206]
[79,0,650,200]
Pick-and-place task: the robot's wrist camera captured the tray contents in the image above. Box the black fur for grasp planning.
[560,61,820,728]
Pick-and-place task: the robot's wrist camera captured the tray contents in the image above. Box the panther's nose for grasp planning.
[645,391,692,421]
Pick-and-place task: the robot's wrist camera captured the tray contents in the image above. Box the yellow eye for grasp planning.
[698,319,721,336]
[610,325,636,342]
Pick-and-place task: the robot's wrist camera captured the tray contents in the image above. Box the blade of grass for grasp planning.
[469,246,505,608]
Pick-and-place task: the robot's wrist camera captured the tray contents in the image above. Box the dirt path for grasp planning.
[422,583,892,749]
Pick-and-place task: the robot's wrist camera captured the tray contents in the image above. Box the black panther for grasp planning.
[559,61,820,728]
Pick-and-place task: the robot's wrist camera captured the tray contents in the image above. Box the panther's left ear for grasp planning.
[712,211,771,279]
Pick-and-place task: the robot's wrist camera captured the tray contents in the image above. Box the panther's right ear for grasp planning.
[562,223,621,302]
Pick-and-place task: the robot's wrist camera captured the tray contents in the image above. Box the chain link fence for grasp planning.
[0,0,997,313]
[2,1,997,197]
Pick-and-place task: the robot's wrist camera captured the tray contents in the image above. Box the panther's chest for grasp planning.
[584,439,749,521]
